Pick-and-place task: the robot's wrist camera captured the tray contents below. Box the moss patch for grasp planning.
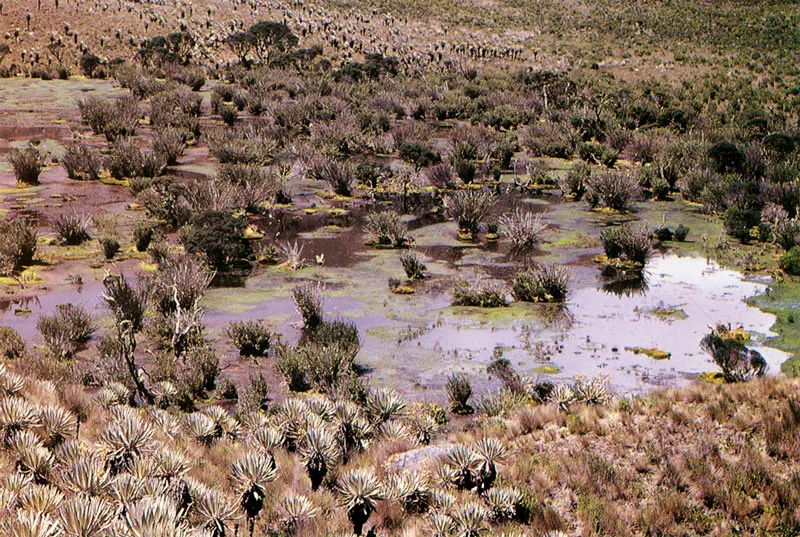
[533,365,561,374]
[748,279,800,376]
[627,347,671,360]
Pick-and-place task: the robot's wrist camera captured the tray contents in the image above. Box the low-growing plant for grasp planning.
[0,216,37,275]
[61,143,102,181]
[445,372,474,415]
[152,127,187,166]
[364,210,410,248]
[37,304,96,361]
[309,158,355,196]
[106,138,144,180]
[99,238,120,260]
[400,251,427,280]
[498,208,546,255]
[585,171,641,211]
[511,264,570,302]
[53,213,91,245]
[9,145,47,184]
[278,241,306,271]
[293,282,325,331]
[226,320,272,357]
[600,224,652,265]
[444,190,496,235]
[452,280,507,307]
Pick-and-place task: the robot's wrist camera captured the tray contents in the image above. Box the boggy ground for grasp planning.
[0,72,796,403]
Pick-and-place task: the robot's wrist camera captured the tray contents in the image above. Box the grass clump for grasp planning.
[0,217,37,275]
[498,208,546,254]
[599,224,653,266]
[444,190,496,236]
[53,213,92,246]
[585,171,641,211]
[37,304,95,361]
[61,143,102,181]
[364,211,411,248]
[399,251,426,280]
[452,280,507,308]
[9,144,47,185]
[511,264,570,303]
[225,320,273,357]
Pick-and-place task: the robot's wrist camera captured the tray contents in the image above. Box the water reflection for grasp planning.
[600,266,650,298]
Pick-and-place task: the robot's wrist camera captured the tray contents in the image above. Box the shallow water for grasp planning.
[0,250,787,399]
[402,253,788,394]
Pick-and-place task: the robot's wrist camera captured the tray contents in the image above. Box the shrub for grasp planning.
[226,321,272,357]
[0,217,37,274]
[292,282,325,331]
[398,143,441,172]
[0,326,25,359]
[220,103,238,126]
[779,246,800,275]
[445,372,473,415]
[600,224,652,265]
[133,221,156,252]
[106,138,144,180]
[559,161,590,200]
[309,158,355,197]
[53,213,91,245]
[498,208,546,254]
[701,324,766,382]
[77,96,113,133]
[99,238,120,260]
[78,95,140,141]
[61,143,102,181]
[708,141,745,174]
[276,345,311,392]
[426,163,457,189]
[651,176,670,200]
[724,206,760,242]
[452,280,507,307]
[673,224,690,242]
[364,211,410,248]
[444,190,496,235]
[140,151,166,179]
[600,148,619,168]
[37,304,96,360]
[453,157,477,184]
[207,127,275,165]
[400,251,426,280]
[9,145,47,184]
[653,227,673,241]
[585,171,641,211]
[511,264,570,302]
[152,128,187,166]
[182,211,250,270]
[238,373,270,413]
[177,346,220,397]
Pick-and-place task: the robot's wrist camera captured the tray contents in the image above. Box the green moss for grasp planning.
[747,279,800,376]
[644,306,689,321]
[533,365,561,374]
[628,347,671,360]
